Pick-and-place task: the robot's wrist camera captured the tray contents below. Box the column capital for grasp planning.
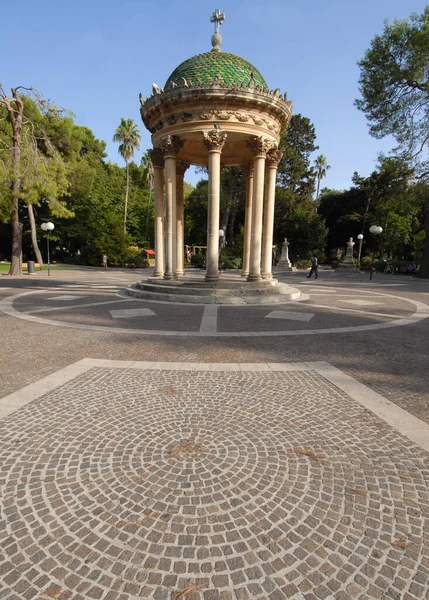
[203,129,227,153]
[266,149,284,169]
[247,136,276,159]
[176,160,190,177]
[158,134,183,158]
[148,148,164,168]
[240,162,254,177]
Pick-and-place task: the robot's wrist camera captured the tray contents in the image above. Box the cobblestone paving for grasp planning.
[1,367,429,600]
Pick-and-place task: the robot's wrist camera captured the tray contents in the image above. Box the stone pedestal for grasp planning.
[340,237,357,269]
[276,238,294,271]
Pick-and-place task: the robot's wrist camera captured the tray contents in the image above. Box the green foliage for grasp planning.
[113,118,140,164]
[356,7,429,167]
[185,180,208,245]
[355,6,429,276]
[319,156,422,259]
[190,253,205,268]
[221,255,242,269]
[277,114,318,198]
[274,114,326,255]
[283,209,328,262]
[314,154,331,200]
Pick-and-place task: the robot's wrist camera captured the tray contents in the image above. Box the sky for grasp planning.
[0,0,425,191]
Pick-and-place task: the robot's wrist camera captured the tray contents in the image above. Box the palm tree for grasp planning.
[141,152,154,240]
[314,154,331,200]
[113,118,141,233]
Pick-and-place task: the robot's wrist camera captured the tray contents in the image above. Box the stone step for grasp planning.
[125,284,301,305]
[135,281,293,297]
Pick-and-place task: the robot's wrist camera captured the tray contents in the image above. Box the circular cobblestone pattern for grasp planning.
[1,368,428,599]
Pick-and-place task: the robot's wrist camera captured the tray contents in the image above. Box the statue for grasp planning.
[276,238,295,271]
[340,237,357,269]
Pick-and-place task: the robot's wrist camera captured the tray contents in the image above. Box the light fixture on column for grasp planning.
[41,222,55,276]
[357,233,364,264]
[369,225,382,280]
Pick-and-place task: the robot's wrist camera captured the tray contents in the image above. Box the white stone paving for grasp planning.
[109,307,156,319]
[47,295,85,301]
[199,304,218,333]
[265,310,315,322]
[340,299,384,306]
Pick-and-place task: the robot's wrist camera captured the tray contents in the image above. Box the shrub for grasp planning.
[222,256,242,269]
[190,253,205,268]
[296,259,311,269]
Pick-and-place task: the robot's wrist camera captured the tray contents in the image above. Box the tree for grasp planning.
[355,6,429,276]
[141,151,154,240]
[314,154,331,200]
[274,114,326,255]
[0,86,70,274]
[113,118,140,234]
[319,157,421,259]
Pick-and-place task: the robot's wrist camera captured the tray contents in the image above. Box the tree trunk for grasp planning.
[316,176,321,200]
[27,203,43,267]
[418,198,429,278]
[6,88,24,276]
[9,200,22,275]
[124,160,129,234]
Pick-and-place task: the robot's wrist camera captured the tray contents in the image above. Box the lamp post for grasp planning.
[369,225,382,280]
[218,229,225,273]
[357,233,364,264]
[41,222,55,276]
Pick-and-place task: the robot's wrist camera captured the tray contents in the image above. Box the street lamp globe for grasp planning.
[357,234,363,241]
[369,225,383,235]
[219,229,225,238]
[40,222,55,277]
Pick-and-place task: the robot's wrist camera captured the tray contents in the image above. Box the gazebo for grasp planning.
[136,10,294,301]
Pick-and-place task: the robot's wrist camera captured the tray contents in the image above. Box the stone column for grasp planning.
[262,149,283,279]
[159,135,183,280]
[241,163,254,278]
[203,129,227,282]
[175,160,190,277]
[148,148,165,277]
[247,136,274,282]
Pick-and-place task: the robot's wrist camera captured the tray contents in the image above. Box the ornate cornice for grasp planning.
[176,160,190,177]
[203,129,227,152]
[148,148,164,168]
[266,149,284,169]
[140,87,292,136]
[247,136,276,159]
[158,135,184,158]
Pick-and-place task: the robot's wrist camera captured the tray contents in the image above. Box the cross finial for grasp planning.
[210,8,225,34]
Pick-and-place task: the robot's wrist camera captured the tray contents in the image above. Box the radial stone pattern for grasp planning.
[1,367,428,600]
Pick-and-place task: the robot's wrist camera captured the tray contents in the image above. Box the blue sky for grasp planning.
[1,0,425,190]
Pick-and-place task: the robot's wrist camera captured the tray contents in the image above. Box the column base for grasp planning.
[247,274,262,282]
[153,271,164,278]
[164,273,176,281]
[205,274,219,282]
[261,273,272,280]
[176,270,185,277]
[241,271,249,278]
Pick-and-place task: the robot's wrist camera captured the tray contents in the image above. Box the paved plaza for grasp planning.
[1,267,429,599]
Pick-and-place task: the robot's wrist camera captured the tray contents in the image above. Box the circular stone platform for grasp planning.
[125,273,301,304]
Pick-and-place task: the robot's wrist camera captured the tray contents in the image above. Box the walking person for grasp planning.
[307,255,318,279]
[102,254,108,269]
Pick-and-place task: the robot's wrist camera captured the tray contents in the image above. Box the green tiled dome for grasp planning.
[165,51,267,89]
